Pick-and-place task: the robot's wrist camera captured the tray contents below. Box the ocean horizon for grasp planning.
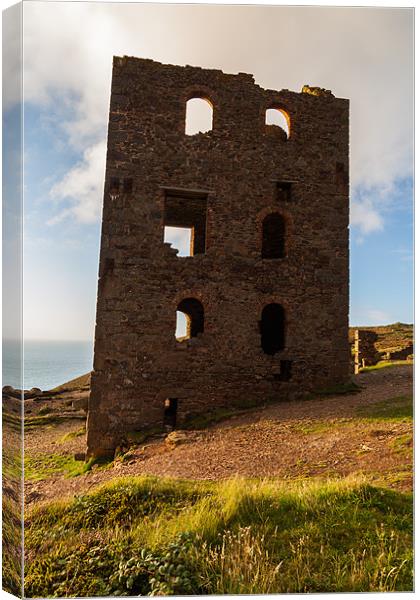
[2,339,94,391]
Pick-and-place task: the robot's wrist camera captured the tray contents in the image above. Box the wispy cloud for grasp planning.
[365,309,392,325]
[391,247,413,263]
[350,197,384,235]
[352,308,392,327]
[48,141,106,224]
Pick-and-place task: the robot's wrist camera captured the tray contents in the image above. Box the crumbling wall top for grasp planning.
[112,55,347,103]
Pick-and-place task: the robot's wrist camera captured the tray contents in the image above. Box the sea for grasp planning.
[2,339,94,391]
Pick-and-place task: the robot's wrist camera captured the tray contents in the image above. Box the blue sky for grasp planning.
[3,3,413,340]
[350,177,413,326]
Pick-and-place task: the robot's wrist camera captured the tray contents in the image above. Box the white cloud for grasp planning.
[21,3,413,228]
[350,197,384,235]
[48,141,106,224]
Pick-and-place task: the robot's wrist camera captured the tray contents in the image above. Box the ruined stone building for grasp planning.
[353,329,380,373]
[87,57,349,457]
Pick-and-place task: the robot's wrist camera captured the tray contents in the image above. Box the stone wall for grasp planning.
[354,329,380,372]
[87,57,350,457]
[385,345,413,361]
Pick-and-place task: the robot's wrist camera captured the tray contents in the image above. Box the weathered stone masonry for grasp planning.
[87,56,350,457]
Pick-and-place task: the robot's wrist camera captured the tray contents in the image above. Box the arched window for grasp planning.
[176,298,204,340]
[262,213,285,258]
[260,303,285,355]
[185,97,213,135]
[265,108,290,139]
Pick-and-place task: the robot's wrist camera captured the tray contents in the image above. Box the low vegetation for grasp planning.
[25,453,112,481]
[25,476,413,596]
[20,353,413,595]
[3,495,22,596]
[390,433,412,455]
[59,426,86,444]
[49,372,91,393]
[356,394,413,422]
[311,381,361,397]
[24,413,85,431]
[360,360,414,373]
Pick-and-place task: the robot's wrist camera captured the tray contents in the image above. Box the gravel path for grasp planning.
[25,365,413,506]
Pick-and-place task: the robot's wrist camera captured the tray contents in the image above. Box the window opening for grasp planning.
[164,190,208,255]
[175,311,188,340]
[265,108,290,138]
[176,298,204,340]
[164,226,193,257]
[276,181,292,202]
[164,398,178,430]
[262,213,285,259]
[260,303,285,355]
[185,97,213,135]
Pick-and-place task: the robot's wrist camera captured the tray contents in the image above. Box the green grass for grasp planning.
[59,427,86,443]
[371,469,413,489]
[356,395,413,422]
[307,381,362,400]
[2,495,22,596]
[38,405,54,416]
[360,360,413,373]
[25,414,85,430]
[24,475,413,596]
[49,372,91,392]
[390,433,413,455]
[24,453,110,481]
[2,410,22,432]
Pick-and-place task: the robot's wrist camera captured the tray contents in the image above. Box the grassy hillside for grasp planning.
[49,372,91,393]
[19,348,413,596]
[25,476,413,596]
[349,322,413,354]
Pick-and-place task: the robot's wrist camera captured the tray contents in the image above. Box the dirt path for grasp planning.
[24,365,413,506]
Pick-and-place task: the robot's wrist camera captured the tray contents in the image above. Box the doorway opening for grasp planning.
[164,398,178,429]
[260,303,285,355]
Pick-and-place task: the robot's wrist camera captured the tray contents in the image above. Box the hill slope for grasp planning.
[25,363,413,505]
[20,363,414,596]
[349,322,413,353]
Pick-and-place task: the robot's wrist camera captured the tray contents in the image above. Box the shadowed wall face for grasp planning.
[87,57,350,458]
[262,213,285,259]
